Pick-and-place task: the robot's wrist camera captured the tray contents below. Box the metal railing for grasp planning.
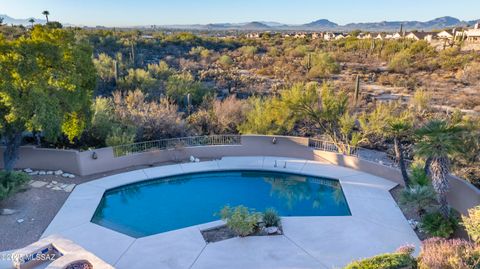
[112,135,241,157]
[308,138,359,156]
[308,138,411,169]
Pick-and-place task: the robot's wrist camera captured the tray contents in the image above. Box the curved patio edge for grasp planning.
[40,156,421,269]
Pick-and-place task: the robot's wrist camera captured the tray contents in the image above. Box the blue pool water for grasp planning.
[91,170,351,237]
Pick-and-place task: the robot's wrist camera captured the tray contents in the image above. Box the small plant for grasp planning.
[0,171,30,201]
[461,205,480,243]
[220,205,261,237]
[420,211,458,238]
[409,164,429,186]
[344,251,416,269]
[419,237,480,269]
[399,185,436,216]
[263,208,280,227]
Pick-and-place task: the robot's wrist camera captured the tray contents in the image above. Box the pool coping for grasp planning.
[40,156,420,269]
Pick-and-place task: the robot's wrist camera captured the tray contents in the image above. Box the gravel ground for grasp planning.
[0,186,68,251]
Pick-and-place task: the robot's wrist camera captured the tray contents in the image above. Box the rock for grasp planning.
[54,170,63,176]
[265,226,279,235]
[16,218,24,224]
[24,168,33,173]
[30,181,48,188]
[63,184,76,192]
[46,171,54,175]
[195,158,200,163]
[38,171,46,175]
[190,156,195,162]
[67,174,75,178]
[408,219,419,230]
[52,186,62,191]
[52,181,58,184]
[1,209,18,215]
[28,171,39,176]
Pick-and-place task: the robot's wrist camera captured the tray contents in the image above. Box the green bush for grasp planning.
[106,126,136,147]
[344,253,416,269]
[462,205,480,243]
[263,208,280,227]
[220,205,261,237]
[410,164,429,186]
[0,171,30,201]
[420,211,458,238]
[399,185,436,216]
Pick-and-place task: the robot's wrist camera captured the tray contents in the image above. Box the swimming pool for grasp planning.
[91,170,351,237]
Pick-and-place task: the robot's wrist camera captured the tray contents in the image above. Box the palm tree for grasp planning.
[388,113,413,187]
[415,120,463,218]
[28,18,35,28]
[42,10,50,23]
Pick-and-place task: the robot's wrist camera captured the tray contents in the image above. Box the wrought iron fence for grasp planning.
[112,135,241,157]
[308,138,359,156]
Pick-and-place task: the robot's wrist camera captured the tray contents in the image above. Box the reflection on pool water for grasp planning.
[91,170,351,237]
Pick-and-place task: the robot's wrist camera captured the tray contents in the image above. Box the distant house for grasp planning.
[465,22,480,42]
[405,31,434,42]
[357,33,373,39]
[311,32,322,39]
[334,33,346,40]
[437,29,456,40]
[246,33,260,39]
[374,33,386,40]
[323,32,336,40]
[391,32,403,39]
[294,32,307,38]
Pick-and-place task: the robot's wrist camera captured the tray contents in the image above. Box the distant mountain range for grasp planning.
[158,16,480,32]
[0,14,47,25]
[1,14,478,32]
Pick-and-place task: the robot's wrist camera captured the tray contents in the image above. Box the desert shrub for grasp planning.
[238,46,258,59]
[0,171,30,201]
[462,205,480,243]
[409,89,431,114]
[418,237,480,269]
[218,55,233,67]
[437,48,471,71]
[399,185,436,216]
[263,208,280,227]
[105,125,136,147]
[212,96,250,134]
[112,90,186,140]
[344,252,416,269]
[220,205,261,237]
[388,50,413,73]
[89,97,116,145]
[166,73,212,107]
[457,61,480,85]
[306,52,340,78]
[420,211,458,238]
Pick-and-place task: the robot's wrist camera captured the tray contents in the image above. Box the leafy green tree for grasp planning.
[415,120,464,218]
[238,97,293,135]
[0,26,96,171]
[281,82,360,154]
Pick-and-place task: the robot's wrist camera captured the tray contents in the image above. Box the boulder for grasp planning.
[1,209,18,215]
[46,171,54,175]
[54,170,63,176]
[38,171,46,175]
[265,226,279,235]
[24,168,33,173]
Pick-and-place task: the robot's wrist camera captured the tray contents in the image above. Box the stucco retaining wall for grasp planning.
[1,135,478,213]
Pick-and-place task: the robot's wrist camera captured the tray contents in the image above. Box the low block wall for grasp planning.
[1,135,478,214]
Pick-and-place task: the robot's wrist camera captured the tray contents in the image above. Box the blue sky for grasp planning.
[1,0,479,27]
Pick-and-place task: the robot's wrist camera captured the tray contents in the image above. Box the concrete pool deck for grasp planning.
[4,156,421,269]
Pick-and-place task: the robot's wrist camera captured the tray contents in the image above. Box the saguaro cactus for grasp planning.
[354,74,361,106]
